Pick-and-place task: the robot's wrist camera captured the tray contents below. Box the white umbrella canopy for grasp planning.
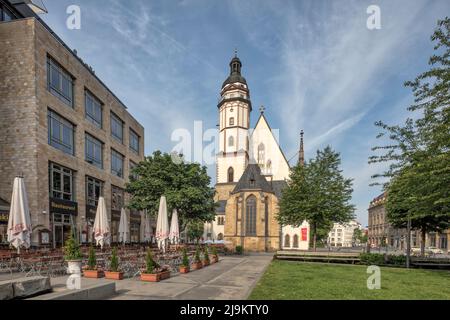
[118,207,129,244]
[169,209,180,245]
[143,210,152,243]
[7,177,32,252]
[156,196,169,253]
[93,196,110,249]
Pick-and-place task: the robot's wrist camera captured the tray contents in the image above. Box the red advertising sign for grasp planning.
[301,228,308,241]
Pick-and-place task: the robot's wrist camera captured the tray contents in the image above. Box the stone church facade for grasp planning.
[209,54,310,252]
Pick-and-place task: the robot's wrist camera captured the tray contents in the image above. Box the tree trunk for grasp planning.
[420,228,426,257]
[312,223,317,252]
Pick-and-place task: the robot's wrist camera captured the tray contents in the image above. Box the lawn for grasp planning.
[249,260,450,300]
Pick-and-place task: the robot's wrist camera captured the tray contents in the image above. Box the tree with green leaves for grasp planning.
[369,17,450,256]
[126,151,216,230]
[278,146,355,251]
[186,220,204,243]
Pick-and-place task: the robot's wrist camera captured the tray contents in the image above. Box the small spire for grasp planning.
[299,130,305,166]
[234,48,238,57]
[259,105,265,114]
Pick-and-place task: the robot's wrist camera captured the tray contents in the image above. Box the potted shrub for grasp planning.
[235,245,243,255]
[202,246,210,267]
[83,245,104,278]
[179,248,190,273]
[191,247,203,270]
[105,247,124,280]
[211,246,219,263]
[64,230,83,275]
[141,249,171,282]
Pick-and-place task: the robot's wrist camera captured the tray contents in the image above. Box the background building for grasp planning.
[368,192,449,252]
[0,0,145,247]
[327,220,362,247]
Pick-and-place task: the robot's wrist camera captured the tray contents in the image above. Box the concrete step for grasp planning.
[28,282,116,300]
[0,276,51,300]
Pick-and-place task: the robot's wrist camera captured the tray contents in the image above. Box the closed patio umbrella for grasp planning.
[155,196,169,253]
[7,177,32,253]
[118,207,129,244]
[169,209,180,245]
[93,196,110,249]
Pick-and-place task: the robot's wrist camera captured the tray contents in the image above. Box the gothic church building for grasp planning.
[210,54,310,252]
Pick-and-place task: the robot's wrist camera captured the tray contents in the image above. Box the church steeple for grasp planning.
[221,51,248,90]
[298,130,305,166]
[216,52,252,184]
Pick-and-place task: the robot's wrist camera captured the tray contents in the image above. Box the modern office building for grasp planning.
[0,0,145,247]
[327,220,362,247]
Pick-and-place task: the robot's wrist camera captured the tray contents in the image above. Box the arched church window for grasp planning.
[218,233,224,240]
[229,117,234,126]
[284,234,291,248]
[228,167,234,183]
[293,234,299,248]
[228,136,234,147]
[266,159,272,174]
[258,143,265,165]
[245,195,257,236]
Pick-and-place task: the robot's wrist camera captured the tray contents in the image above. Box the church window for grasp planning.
[245,195,257,236]
[229,117,235,126]
[293,234,299,248]
[266,160,272,174]
[228,136,234,147]
[284,234,291,248]
[258,143,265,165]
[218,233,224,240]
[228,167,234,183]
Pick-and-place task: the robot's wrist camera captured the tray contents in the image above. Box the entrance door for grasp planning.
[54,225,63,247]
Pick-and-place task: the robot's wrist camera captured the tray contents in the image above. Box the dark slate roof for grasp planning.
[232,164,273,194]
[222,74,247,88]
[216,200,227,214]
[271,180,288,199]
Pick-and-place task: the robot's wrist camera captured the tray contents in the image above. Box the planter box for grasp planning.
[160,270,171,280]
[179,266,190,274]
[83,270,104,278]
[191,262,203,270]
[104,271,124,280]
[140,270,171,282]
[202,260,210,267]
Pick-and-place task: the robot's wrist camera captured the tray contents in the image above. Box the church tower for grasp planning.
[216,52,252,184]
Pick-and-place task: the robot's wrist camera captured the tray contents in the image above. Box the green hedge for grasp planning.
[359,253,406,267]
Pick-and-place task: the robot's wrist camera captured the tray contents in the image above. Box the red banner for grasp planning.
[301,228,308,241]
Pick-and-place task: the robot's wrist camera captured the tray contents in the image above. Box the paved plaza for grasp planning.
[0,254,273,300]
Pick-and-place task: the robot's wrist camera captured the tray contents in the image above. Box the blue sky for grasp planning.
[39,0,449,226]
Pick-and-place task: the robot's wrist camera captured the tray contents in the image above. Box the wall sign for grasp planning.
[49,198,78,216]
[301,228,308,241]
[0,212,8,224]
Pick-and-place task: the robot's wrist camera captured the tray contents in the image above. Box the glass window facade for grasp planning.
[85,91,102,128]
[47,58,74,107]
[111,149,124,178]
[129,129,139,154]
[111,112,123,143]
[48,110,75,155]
[85,134,103,169]
[86,176,103,207]
[49,163,74,201]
